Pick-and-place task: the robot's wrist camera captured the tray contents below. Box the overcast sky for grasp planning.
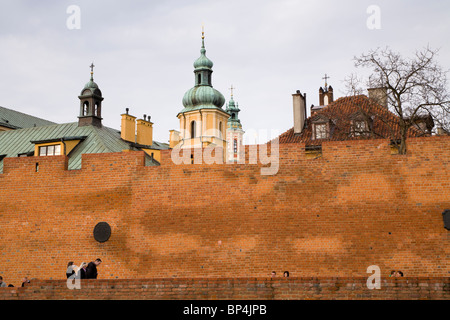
[1,0,449,143]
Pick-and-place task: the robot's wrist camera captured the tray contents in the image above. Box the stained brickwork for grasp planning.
[0,278,449,300]
[0,136,449,288]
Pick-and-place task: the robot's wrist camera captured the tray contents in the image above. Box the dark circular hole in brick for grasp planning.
[93,222,111,243]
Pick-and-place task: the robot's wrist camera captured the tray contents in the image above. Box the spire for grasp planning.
[194,26,213,71]
[201,25,206,54]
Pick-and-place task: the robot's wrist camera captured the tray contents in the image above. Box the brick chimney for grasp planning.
[368,87,388,108]
[136,115,153,146]
[121,108,136,143]
[293,90,307,134]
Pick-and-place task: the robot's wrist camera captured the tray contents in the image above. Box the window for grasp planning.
[219,122,223,137]
[39,145,61,156]
[198,74,201,85]
[83,102,89,116]
[353,120,368,136]
[314,124,328,140]
[234,139,238,154]
[190,121,196,138]
[94,103,99,116]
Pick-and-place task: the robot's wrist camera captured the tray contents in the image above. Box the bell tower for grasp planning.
[226,86,244,163]
[78,63,104,127]
[176,29,229,150]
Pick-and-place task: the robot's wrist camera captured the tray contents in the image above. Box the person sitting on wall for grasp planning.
[283,271,290,278]
[86,258,102,279]
[271,271,276,278]
[389,270,396,277]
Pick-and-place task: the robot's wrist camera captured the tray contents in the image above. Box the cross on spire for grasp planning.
[90,63,95,80]
[322,74,330,88]
[229,85,235,98]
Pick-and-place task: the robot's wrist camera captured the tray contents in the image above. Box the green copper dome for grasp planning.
[182,86,225,109]
[193,39,213,70]
[179,33,226,114]
[80,72,101,96]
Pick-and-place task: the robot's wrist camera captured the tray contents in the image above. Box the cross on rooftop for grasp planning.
[323,74,330,87]
[229,85,235,98]
[90,63,95,73]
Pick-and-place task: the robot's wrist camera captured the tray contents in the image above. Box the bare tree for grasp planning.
[346,46,450,154]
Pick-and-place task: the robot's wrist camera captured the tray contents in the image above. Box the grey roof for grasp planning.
[0,122,168,173]
[0,106,56,129]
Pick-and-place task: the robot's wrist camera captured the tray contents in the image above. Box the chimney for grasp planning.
[293,90,307,134]
[368,87,388,108]
[169,130,181,148]
[121,108,137,143]
[136,116,154,146]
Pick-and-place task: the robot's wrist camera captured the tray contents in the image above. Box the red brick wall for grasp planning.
[0,136,449,287]
[1,278,449,300]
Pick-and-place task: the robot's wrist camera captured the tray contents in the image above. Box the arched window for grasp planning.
[83,102,89,116]
[191,121,196,138]
[219,122,222,137]
[94,103,98,116]
[234,139,238,153]
[197,74,201,85]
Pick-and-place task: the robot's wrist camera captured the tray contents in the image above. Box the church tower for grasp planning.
[226,87,244,162]
[318,74,334,106]
[175,30,230,151]
[78,63,104,127]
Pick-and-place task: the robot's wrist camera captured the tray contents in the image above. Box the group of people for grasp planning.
[389,270,404,277]
[271,271,290,278]
[66,258,102,280]
[0,276,30,288]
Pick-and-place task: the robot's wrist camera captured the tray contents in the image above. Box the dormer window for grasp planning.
[313,123,328,140]
[39,144,61,156]
[353,120,368,136]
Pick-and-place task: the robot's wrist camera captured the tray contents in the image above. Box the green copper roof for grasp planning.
[181,86,225,111]
[0,122,168,173]
[226,96,242,129]
[0,106,56,129]
[80,72,101,96]
[180,34,226,115]
[193,37,213,71]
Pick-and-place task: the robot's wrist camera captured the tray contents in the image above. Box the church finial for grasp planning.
[90,62,95,81]
[322,73,330,89]
[201,25,206,54]
[229,84,235,98]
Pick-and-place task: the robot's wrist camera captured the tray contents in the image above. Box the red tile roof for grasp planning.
[277,95,423,145]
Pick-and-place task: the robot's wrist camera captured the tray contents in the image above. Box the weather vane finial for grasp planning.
[229,84,235,98]
[322,74,330,88]
[90,62,95,80]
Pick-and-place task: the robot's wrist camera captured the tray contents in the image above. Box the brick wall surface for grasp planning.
[0,136,449,289]
[0,278,449,300]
